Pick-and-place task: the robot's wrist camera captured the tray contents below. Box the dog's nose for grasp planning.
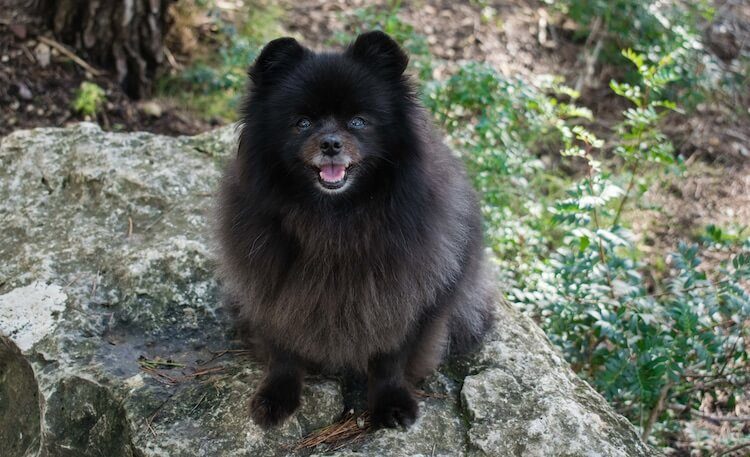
[319,134,343,156]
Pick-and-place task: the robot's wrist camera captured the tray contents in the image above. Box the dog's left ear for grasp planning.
[346,31,409,79]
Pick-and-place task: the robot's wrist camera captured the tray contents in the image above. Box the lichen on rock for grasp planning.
[0,124,657,456]
[0,281,67,351]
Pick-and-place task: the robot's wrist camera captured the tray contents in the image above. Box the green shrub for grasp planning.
[159,37,259,121]
[508,49,749,446]
[72,82,106,117]
[545,0,731,109]
[157,1,283,121]
[421,37,749,450]
[424,64,590,267]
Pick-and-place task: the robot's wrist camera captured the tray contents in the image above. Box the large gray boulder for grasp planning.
[0,124,656,457]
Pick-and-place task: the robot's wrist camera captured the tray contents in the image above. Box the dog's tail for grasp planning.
[448,265,496,355]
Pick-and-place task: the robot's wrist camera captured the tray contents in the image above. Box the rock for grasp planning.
[461,315,655,456]
[44,376,139,457]
[10,24,27,40]
[0,123,658,457]
[0,337,42,457]
[33,42,50,68]
[0,281,66,351]
[138,101,163,118]
[16,82,33,101]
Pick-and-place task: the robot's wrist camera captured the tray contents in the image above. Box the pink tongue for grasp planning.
[319,164,346,183]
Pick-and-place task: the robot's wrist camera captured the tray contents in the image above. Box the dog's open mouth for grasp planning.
[317,163,348,189]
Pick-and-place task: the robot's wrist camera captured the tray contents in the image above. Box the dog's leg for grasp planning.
[367,348,418,428]
[250,346,304,428]
[367,302,454,428]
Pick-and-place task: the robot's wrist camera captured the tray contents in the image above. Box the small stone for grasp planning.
[17,83,32,100]
[732,142,748,157]
[34,43,51,67]
[123,373,145,390]
[138,100,163,118]
[9,24,27,39]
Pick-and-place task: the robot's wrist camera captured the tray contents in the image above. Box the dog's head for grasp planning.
[241,31,415,197]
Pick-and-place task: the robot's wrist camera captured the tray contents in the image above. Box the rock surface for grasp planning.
[0,124,657,457]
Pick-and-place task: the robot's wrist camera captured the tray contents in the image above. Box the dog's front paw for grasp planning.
[250,383,301,429]
[370,384,418,428]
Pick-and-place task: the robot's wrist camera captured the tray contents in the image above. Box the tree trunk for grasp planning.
[38,0,175,98]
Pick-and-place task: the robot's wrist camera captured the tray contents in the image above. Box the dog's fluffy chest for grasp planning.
[258,253,431,370]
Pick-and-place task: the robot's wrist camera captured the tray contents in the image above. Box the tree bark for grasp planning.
[38,0,175,98]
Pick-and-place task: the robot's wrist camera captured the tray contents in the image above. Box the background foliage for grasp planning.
[161,1,749,454]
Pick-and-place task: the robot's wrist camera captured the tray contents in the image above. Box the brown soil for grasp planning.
[636,160,750,277]
[283,0,584,78]
[0,24,211,137]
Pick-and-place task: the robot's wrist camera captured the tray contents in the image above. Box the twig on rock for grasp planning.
[190,392,209,413]
[294,410,370,451]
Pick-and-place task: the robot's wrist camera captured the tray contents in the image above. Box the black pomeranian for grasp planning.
[216,31,494,429]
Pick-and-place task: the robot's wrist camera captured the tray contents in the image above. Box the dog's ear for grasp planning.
[346,31,409,79]
[249,37,307,86]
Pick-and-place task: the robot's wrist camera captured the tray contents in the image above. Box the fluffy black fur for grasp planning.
[216,31,494,429]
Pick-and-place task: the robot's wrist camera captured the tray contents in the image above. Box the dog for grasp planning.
[215,31,494,429]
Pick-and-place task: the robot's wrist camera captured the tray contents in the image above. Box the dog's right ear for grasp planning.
[249,37,306,86]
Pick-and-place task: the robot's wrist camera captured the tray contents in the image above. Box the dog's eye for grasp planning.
[296,118,312,130]
[348,117,366,129]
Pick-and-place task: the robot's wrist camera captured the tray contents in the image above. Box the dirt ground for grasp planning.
[282,0,580,75]
[0,24,211,137]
